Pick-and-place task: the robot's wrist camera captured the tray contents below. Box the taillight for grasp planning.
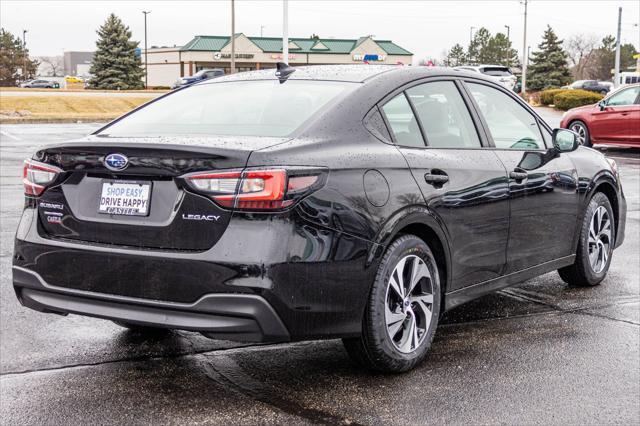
[23,159,62,196]
[182,167,327,211]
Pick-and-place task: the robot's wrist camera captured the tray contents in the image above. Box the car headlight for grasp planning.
[606,158,619,178]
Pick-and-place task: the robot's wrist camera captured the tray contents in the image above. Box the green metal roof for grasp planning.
[180,35,412,55]
[181,36,229,51]
[376,41,412,55]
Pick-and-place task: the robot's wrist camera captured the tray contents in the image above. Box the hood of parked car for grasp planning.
[567,103,598,113]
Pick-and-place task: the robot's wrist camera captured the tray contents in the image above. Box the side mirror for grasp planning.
[552,128,580,152]
[598,99,607,111]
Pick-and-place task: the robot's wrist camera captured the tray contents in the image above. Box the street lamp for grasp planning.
[230,0,236,73]
[470,26,475,64]
[504,25,510,66]
[142,11,151,89]
[22,29,28,81]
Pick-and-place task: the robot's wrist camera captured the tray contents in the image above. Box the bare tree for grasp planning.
[39,56,64,77]
[564,33,598,79]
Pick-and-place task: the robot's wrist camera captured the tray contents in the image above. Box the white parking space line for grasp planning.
[0,130,21,141]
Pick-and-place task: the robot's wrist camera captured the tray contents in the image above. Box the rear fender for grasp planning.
[368,205,452,293]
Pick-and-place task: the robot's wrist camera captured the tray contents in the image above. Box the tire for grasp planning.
[343,234,441,373]
[558,192,615,287]
[569,120,592,147]
[600,90,607,95]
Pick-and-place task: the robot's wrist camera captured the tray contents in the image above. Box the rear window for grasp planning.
[100,80,356,137]
[481,67,512,77]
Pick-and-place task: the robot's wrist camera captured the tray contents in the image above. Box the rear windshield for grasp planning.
[481,67,512,77]
[100,80,356,137]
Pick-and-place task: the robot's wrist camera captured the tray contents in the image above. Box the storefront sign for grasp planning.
[353,54,386,62]
[213,52,255,60]
[270,54,297,60]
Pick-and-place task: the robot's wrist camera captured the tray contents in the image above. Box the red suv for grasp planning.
[560,83,640,148]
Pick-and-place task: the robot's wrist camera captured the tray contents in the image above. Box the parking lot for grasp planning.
[0,119,638,424]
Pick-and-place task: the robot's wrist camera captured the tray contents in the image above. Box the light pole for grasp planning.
[521,0,529,96]
[283,0,289,64]
[22,29,28,81]
[614,7,622,88]
[261,25,266,37]
[469,26,475,64]
[504,25,510,65]
[142,11,151,88]
[230,0,236,73]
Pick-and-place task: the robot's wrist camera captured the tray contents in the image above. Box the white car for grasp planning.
[454,65,517,90]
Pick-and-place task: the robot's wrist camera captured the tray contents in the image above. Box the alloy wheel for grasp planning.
[384,255,434,353]
[588,206,612,273]
[570,123,587,145]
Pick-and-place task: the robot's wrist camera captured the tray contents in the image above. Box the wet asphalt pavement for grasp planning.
[0,117,639,425]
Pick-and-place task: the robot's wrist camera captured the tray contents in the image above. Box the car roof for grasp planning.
[201,64,479,84]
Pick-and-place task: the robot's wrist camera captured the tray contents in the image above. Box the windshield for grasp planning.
[100,80,356,137]
[481,67,512,77]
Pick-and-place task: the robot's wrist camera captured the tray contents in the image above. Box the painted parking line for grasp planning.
[0,130,21,141]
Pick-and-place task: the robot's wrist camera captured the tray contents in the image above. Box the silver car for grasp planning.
[454,65,517,90]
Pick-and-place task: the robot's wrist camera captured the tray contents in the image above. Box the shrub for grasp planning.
[539,88,569,106]
[553,90,603,111]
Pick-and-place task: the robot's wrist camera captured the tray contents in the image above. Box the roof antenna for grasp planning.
[275,62,295,83]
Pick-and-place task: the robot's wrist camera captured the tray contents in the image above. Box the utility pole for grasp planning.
[504,25,510,66]
[230,0,236,74]
[143,11,151,89]
[614,7,622,88]
[469,26,475,64]
[22,29,27,81]
[521,0,528,96]
[282,0,289,64]
[261,25,266,37]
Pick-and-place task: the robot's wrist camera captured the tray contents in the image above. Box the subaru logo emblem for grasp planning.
[104,153,129,171]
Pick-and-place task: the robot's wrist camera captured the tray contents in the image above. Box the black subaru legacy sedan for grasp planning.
[13,65,626,372]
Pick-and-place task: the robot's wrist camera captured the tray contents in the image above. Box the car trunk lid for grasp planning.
[34,135,288,250]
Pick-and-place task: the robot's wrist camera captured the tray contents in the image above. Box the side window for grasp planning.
[381,93,425,148]
[606,87,639,106]
[406,81,481,148]
[467,82,545,150]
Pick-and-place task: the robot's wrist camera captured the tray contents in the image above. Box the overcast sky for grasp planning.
[1,0,639,63]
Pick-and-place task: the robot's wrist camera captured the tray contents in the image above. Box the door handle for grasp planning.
[621,112,630,116]
[509,170,529,181]
[425,172,449,186]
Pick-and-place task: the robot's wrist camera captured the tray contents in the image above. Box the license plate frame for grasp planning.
[98,180,152,217]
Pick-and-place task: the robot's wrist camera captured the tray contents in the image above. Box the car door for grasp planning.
[380,79,510,290]
[582,80,599,93]
[590,86,640,144]
[463,81,580,273]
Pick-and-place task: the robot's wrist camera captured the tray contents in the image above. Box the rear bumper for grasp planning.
[13,206,378,340]
[13,266,290,342]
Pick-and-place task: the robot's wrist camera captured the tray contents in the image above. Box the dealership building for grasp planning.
[143,34,413,87]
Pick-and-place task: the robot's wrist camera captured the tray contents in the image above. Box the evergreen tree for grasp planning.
[527,26,572,90]
[588,35,638,80]
[0,28,39,86]
[468,27,491,65]
[486,33,519,67]
[89,14,144,90]
[445,43,467,66]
